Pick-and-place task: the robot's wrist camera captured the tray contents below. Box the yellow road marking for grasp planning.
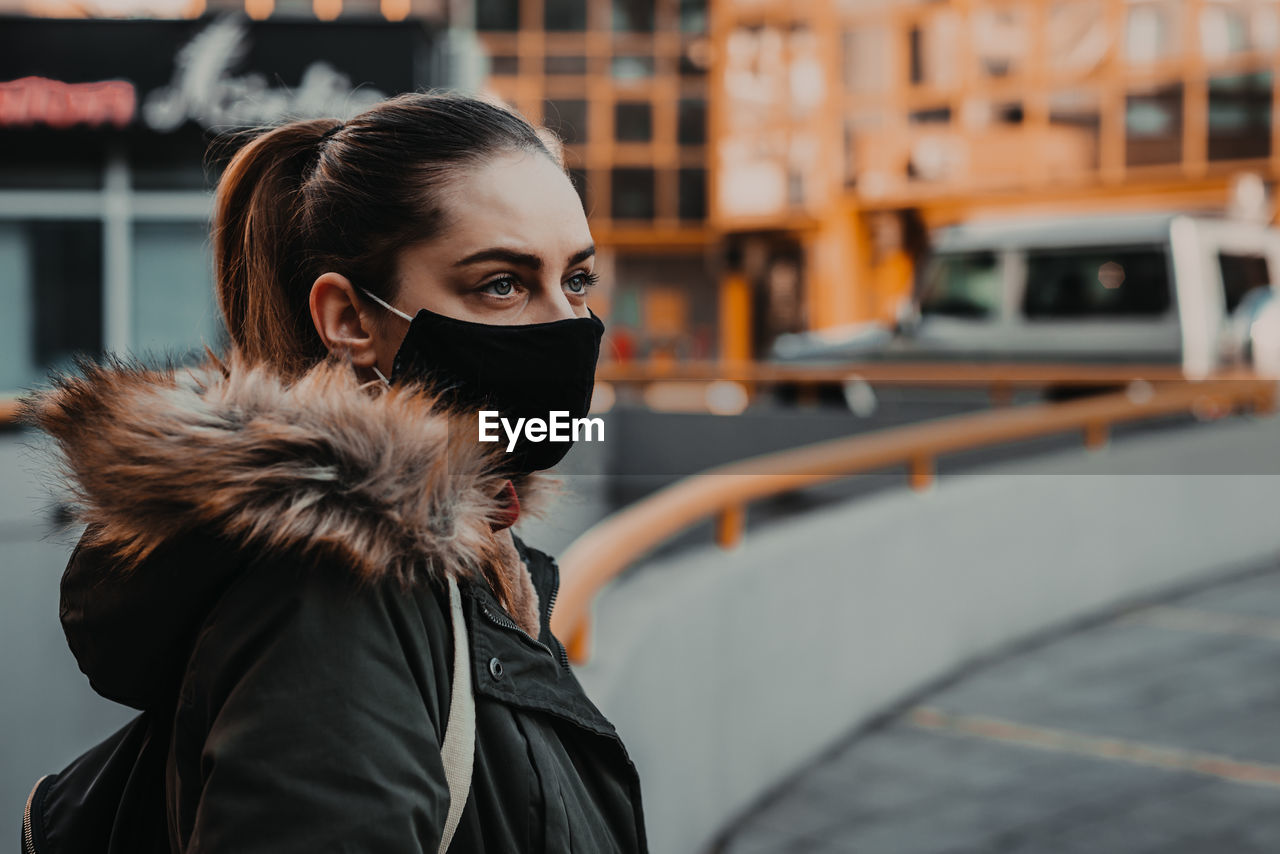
[908,706,1280,789]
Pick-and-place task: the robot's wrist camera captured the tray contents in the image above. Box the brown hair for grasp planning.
[212,91,565,378]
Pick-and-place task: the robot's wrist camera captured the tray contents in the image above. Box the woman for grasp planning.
[25,92,647,853]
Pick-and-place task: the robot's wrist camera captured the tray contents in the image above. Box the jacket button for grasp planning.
[488,657,504,680]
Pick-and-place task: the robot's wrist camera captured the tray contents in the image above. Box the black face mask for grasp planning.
[361,288,605,475]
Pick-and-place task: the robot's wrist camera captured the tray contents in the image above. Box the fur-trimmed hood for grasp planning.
[22,348,560,707]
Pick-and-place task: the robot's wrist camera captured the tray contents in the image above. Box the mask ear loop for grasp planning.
[359,286,415,323]
[357,287,414,387]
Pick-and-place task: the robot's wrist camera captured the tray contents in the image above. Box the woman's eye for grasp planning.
[565,272,600,295]
[482,276,518,297]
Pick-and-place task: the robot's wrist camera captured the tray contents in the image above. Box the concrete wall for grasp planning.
[573,413,1280,854]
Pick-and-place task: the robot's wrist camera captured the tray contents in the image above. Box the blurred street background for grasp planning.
[6,0,1280,851]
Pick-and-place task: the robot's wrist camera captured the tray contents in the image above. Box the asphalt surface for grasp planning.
[715,560,1280,854]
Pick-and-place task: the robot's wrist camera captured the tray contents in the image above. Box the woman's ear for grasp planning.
[309,272,381,368]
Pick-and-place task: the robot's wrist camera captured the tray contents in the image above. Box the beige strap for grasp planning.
[438,575,474,853]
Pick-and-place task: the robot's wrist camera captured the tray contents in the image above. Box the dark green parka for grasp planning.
[32,350,648,854]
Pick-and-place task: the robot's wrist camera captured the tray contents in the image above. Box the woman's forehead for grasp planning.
[430,150,592,265]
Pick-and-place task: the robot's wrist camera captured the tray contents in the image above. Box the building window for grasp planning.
[613,0,654,32]
[1208,72,1271,161]
[677,98,706,145]
[611,55,655,80]
[1126,84,1184,166]
[679,0,707,34]
[0,220,102,391]
[477,0,519,31]
[909,106,952,125]
[678,168,706,220]
[615,102,652,142]
[545,99,589,145]
[546,0,586,31]
[545,55,588,75]
[489,54,519,75]
[611,168,655,220]
[133,221,224,357]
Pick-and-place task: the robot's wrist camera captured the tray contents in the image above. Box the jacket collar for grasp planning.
[22,348,559,594]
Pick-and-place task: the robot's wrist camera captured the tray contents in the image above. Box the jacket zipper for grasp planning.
[479,602,560,666]
[524,549,571,672]
[487,548,573,672]
[542,560,572,671]
[23,774,49,854]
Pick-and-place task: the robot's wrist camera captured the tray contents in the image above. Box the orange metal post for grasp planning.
[719,271,753,362]
[715,504,746,549]
[908,455,935,491]
[1084,421,1109,449]
[566,612,592,665]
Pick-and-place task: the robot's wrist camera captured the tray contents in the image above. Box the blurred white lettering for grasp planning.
[142,17,386,133]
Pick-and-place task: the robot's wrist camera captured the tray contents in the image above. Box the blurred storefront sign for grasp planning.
[0,15,441,396]
[0,15,431,135]
[141,17,389,133]
[0,77,136,129]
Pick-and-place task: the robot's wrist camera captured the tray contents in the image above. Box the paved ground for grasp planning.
[715,561,1280,854]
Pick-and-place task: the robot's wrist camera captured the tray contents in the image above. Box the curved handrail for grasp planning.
[0,362,1249,427]
[0,398,21,426]
[550,377,1278,663]
[596,360,1205,386]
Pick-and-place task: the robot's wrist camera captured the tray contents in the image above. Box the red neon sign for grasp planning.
[0,76,136,129]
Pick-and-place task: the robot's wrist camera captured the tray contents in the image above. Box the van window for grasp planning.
[919,251,1000,318]
[1218,252,1270,313]
[1022,246,1170,318]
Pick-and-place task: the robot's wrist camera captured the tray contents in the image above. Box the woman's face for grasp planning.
[368,148,596,374]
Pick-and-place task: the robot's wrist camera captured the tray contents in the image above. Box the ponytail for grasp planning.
[213,119,339,379]
[210,91,560,380]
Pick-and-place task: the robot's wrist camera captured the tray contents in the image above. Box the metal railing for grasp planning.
[597,361,1199,386]
[550,376,1278,664]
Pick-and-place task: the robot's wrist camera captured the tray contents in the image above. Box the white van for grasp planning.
[773,213,1280,376]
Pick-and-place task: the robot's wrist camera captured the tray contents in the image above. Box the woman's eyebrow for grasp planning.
[453,244,596,271]
[567,244,596,267]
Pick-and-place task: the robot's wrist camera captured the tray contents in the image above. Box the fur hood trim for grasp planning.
[23,348,561,605]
